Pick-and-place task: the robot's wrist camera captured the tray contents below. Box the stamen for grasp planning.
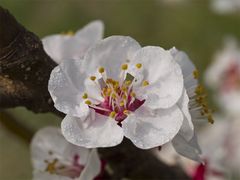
[123,110,129,115]
[135,63,142,69]
[193,69,199,79]
[62,30,74,36]
[45,158,58,174]
[90,76,96,81]
[121,64,128,70]
[142,80,149,86]
[120,101,125,106]
[109,111,116,118]
[125,80,132,86]
[82,93,88,99]
[131,92,136,97]
[98,67,105,73]
[89,105,111,112]
[85,100,92,105]
[207,114,214,124]
[195,85,204,95]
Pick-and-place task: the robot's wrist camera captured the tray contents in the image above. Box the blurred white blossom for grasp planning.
[42,20,104,64]
[48,35,210,161]
[211,0,240,14]
[205,38,240,116]
[31,127,101,180]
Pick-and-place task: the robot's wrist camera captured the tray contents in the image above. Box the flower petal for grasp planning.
[122,105,183,149]
[172,133,202,162]
[61,110,124,148]
[177,89,194,141]
[42,21,104,64]
[129,46,184,109]
[80,149,101,180]
[170,47,198,90]
[75,20,104,45]
[82,36,141,80]
[48,59,90,116]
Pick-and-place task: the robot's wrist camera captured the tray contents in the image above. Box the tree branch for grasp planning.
[0,6,58,114]
[0,6,189,179]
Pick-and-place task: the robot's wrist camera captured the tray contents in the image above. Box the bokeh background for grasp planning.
[1,0,240,179]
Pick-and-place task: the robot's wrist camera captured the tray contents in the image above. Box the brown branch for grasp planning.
[0,6,189,179]
[0,6,58,114]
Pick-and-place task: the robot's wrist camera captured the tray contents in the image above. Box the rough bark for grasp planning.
[0,6,189,179]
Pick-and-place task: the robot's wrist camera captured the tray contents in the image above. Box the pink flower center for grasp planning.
[82,64,147,124]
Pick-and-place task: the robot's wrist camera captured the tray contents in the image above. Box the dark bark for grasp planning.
[0,6,58,114]
[0,6,189,179]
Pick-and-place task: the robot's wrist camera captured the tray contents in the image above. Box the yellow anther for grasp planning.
[123,110,130,115]
[193,69,199,79]
[123,94,127,99]
[82,93,88,99]
[109,111,116,118]
[136,63,142,69]
[120,101,125,106]
[195,85,204,95]
[98,67,105,73]
[131,92,136,97]
[106,88,112,96]
[106,78,113,84]
[122,86,127,92]
[125,80,132,86]
[142,80,149,86]
[62,30,74,36]
[46,159,58,174]
[121,64,128,70]
[207,114,214,124]
[85,100,92,105]
[90,76,96,81]
[112,93,117,99]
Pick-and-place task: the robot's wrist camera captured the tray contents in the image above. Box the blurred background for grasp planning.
[1,0,240,179]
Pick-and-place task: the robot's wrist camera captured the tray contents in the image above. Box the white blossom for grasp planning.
[31,127,101,180]
[48,36,210,161]
[205,38,240,116]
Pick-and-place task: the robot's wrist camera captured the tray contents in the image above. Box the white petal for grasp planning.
[48,59,89,116]
[84,78,104,103]
[42,21,104,64]
[129,46,183,109]
[170,47,198,90]
[42,34,72,64]
[122,105,183,149]
[82,36,141,80]
[61,111,124,148]
[172,133,202,162]
[75,20,104,44]
[79,149,101,180]
[177,89,194,141]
